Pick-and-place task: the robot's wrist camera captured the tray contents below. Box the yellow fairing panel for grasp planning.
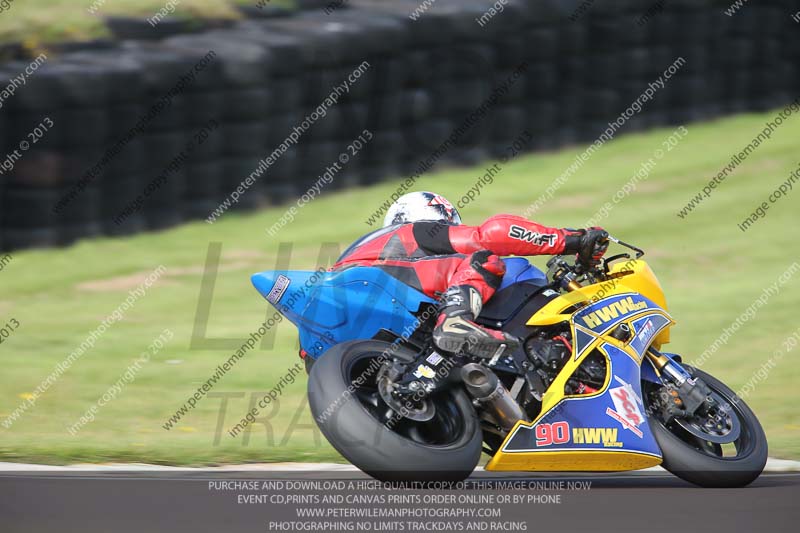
[526,259,670,345]
[486,446,662,471]
[485,338,665,472]
[485,261,673,472]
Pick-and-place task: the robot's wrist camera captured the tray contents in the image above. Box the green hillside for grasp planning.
[1,109,798,464]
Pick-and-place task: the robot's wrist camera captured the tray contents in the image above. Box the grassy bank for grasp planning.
[1,0,296,47]
[0,109,798,464]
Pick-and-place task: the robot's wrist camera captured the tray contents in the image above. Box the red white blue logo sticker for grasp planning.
[606,376,644,438]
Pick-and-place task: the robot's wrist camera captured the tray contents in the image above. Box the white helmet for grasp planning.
[383,191,462,227]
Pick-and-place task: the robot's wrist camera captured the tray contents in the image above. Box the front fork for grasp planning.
[646,347,692,384]
[645,347,713,419]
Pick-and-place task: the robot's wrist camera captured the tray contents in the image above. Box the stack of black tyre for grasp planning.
[257,13,374,192]
[1,58,114,248]
[66,49,147,235]
[0,0,798,252]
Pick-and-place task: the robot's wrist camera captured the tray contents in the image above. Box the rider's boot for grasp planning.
[432,286,520,359]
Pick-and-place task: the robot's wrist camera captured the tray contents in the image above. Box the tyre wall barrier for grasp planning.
[0,0,797,251]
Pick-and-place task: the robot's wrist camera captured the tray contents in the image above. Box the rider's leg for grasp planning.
[432,251,519,358]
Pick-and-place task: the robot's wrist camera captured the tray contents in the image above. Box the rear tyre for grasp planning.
[645,365,767,487]
[308,340,482,482]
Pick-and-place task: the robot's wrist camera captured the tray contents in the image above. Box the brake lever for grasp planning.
[602,253,631,274]
[608,236,645,259]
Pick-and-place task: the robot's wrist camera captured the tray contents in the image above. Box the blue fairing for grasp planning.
[251,257,547,359]
[502,342,663,461]
[252,267,435,360]
[498,257,548,291]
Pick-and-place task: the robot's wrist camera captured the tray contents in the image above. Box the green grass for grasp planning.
[1,0,297,48]
[1,109,799,465]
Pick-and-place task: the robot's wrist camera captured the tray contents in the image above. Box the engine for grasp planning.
[524,327,607,396]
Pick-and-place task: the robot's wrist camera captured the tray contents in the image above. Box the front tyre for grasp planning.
[308,340,482,482]
[645,365,767,488]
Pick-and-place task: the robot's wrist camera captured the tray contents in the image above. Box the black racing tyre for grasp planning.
[184,91,225,128]
[449,147,489,167]
[260,16,359,68]
[333,10,409,57]
[167,34,270,88]
[7,112,61,153]
[53,107,110,149]
[399,90,434,125]
[106,16,193,41]
[721,39,755,69]
[222,121,269,156]
[348,1,442,46]
[2,228,58,251]
[301,68,344,105]
[436,80,492,114]
[155,99,188,134]
[526,102,558,135]
[226,88,272,123]
[57,222,102,247]
[525,64,558,98]
[64,50,146,104]
[444,45,494,80]
[9,61,109,111]
[645,365,768,488]
[558,24,587,56]
[56,182,99,225]
[405,50,443,84]
[308,340,482,482]
[227,23,305,76]
[358,162,395,184]
[584,54,621,88]
[303,355,315,375]
[616,49,650,82]
[2,187,58,229]
[526,28,558,60]
[494,35,528,69]
[101,175,147,235]
[362,130,403,169]
[370,56,411,91]
[220,156,265,209]
[582,89,620,120]
[308,103,367,140]
[489,106,526,144]
[267,78,302,114]
[265,145,299,188]
[402,118,453,156]
[366,94,404,132]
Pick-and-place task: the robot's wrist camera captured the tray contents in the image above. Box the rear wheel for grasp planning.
[308,340,482,482]
[644,365,767,487]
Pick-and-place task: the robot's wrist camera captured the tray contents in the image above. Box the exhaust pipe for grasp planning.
[461,364,527,431]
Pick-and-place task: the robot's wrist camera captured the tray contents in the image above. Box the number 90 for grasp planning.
[535,421,570,447]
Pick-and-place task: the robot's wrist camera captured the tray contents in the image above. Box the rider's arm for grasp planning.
[413,214,582,256]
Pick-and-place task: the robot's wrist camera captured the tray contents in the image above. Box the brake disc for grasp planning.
[674,393,741,444]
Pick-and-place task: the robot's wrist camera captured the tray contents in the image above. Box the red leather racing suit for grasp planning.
[333,215,574,303]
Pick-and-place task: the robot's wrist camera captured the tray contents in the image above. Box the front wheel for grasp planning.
[644,365,768,487]
[307,340,482,482]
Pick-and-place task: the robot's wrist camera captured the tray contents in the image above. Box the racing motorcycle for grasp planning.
[251,236,767,487]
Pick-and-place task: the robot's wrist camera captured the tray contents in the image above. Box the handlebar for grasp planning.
[547,234,645,292]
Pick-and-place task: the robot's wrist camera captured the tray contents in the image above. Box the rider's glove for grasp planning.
[563,227,609,266]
